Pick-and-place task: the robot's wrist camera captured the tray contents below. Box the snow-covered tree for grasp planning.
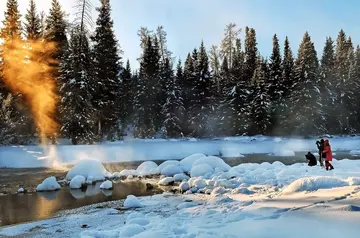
[91,0,122,139]
[24,0,41,40]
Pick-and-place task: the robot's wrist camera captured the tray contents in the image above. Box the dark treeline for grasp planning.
[1,0,360,145]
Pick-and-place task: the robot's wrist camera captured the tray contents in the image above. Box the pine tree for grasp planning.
[320,37,336,132]
[249,57,271,135]
[244,27,258,82]
[60,26,95,145]
[134,36,160,138]
[91,0,122,139]
[268,34,283,134]
[24,0,41,40]
[290,32,322,135]
[162,59,184,138]
[182,53,196,136]
[119,60,133,128]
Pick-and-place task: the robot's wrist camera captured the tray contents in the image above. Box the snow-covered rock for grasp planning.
[18,188,24,193]
[193,178,207,189]
[192,156,231,171]
[136,161,160,176]
[190,187,198,193]
[180,153,206,172]
[158,177,175,186]
[179,181,190,192]
[232,187,254,195]
[86,176,95,185]
[66,160,107,181]
[174,173,190,181]
[120,224,145,237]
[70,175,86,189]
[214,179,236,189]
[161,164,183,176]
[104,171,112,179]
[158,160,180,171]
[211,187,227,195]
[177,202,198,209]
[127,175,134,180]
[36,176,61,191]
[124,195,143,208]
[190,164,214,177]
[100,180,112,190]
[111,172,121,179]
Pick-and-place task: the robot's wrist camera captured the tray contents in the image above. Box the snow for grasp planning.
[158,177,175,186]
[269,149,295,157]
[174,173,190,181]
[124,195,143,208]
[17,188,24,193]
[179,181,190,192]
[120,169,137,177]
[136,161,160,176]
[350,150,360,155]
[283,176,348,194]
[192,156,231,171]
[36,176,61,191]
[100,180,112,190]
[179,153,206,172]
[66,159,107,181]
[111,172,121,179]
[2,136,360,169]
[127,217,150,226]
[69,175,86,189]
[161,164,183,176]
[190,164,214,177]
[158,160,180,171]
[120,224,145,237]
[193,178,207,189]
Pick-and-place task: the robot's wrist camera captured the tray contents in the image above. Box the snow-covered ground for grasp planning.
[2,154,360,237]
[1,135,360,168]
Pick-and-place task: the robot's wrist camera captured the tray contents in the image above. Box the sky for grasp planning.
[1,0,360,69]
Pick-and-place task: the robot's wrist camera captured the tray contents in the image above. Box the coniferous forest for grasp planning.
[1,0,360,145]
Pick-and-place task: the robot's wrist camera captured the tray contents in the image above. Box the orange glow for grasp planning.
[1,38,59,144]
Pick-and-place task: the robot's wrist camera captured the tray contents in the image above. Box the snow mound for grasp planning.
[180,153,206,172]
[232,187,254,195]
[179,181,190,192]
[192,156,231,171]
[66,160,107,181]
[283,176,348,194]
[158,177,175,186]
[127,217,150,226]
[136,161,159,176]
[69,175,86,189]
[161,164,183,176]
[86,176,95,185]
[190,164,214,177]
[174,173,190,181]
[120,224,145,237]
[36,176,61,191]
[346,177,360,186]
[211,187,227,195]
[331,205,360,212]
[100,180,112,190]
[158,160,180,171]
[18,188,24,193]
[214,179,236,189]
[124,195,143,208]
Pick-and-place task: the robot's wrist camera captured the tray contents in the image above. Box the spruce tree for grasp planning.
[91,0,122,139]
[290,32,323,135]
[249,57,271,135]
[209,45,221,94]
[268,34,283,134]
[276,36,295,135]
[119,60,133,128]
[162,58,184,138]
[244,27,258,82]
[182,53,196,136]
[320,37,336,132]
[60,26,95,145]
[24,0,41,40]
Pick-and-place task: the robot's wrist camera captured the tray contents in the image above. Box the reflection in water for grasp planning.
[0,181,161,226]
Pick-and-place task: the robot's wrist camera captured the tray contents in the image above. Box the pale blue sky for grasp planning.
[1,0,360,69]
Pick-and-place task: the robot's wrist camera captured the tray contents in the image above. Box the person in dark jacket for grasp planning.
[305,152,317,167]
[316,139,325,167]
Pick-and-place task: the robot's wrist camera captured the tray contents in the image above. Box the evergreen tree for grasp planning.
[244,27,258,82]
[119,59,133,127]
[209,45,221,94]
[156,26,172,63]
[320,37,336,132]
[134,36,160,138]
[276,36,295,135]
[290,32,323,135]
[91,0,122,139]
[182,53,196,136]
[268,34,283,134]
[60,26,95,145]
[162,58,184,138]
[249,57,271,135]
[354,46,360,132]
[24,0,41,40]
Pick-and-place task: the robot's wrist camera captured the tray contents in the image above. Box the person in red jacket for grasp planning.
[323,140,334,170]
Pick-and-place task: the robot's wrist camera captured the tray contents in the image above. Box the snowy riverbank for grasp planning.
[2,135,360,168]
